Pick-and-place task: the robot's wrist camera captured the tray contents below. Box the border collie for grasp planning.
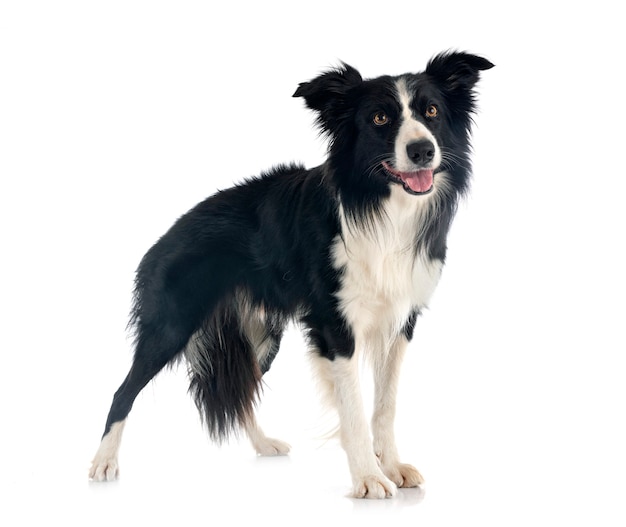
[89,51,493,498]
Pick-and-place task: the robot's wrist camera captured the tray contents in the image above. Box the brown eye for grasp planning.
[425,105,438,118]
[373,112,389,126]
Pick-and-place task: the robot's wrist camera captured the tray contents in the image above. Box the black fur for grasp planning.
[97,51,493,446]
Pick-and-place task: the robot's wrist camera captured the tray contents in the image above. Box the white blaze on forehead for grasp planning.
[393,78,441,172]
[396,78,416,122]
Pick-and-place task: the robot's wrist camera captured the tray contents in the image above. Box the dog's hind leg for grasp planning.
[244,414,291,456]
[88,419,126,482]
[89,324,190,481]
[186,299,290,453]
[371,335,424,488]
[241,306,290,456]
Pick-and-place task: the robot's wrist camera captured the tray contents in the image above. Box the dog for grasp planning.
[89,51,493,498]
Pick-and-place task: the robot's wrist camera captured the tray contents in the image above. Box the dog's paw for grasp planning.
[89,420,125,482]
[253,436,291,456]
[88,456,119,482]
[352,474,397,499]
[382,462,424,488]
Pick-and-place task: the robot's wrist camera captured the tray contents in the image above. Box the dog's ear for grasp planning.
[293,63,362,133]
[425,51,494,92]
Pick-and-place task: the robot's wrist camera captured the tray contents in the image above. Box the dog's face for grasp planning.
[351,75,444,196]
[294,52,493,200]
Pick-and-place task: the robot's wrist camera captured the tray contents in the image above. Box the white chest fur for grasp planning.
[332,187,443,349]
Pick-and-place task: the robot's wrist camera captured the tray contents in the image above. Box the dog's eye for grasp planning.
[425,105,438,118]
[373,112,389,126]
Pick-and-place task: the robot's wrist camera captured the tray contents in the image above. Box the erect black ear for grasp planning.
[425,51,494,91]
[293,63,362,132]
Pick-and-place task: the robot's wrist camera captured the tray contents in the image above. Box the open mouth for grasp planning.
[382,161,434,195]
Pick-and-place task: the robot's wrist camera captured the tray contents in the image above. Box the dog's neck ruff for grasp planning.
[332,192,443,349]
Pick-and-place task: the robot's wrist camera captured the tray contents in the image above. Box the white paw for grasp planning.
[89,455,119,482]
[382,462,424,488]
[88,421,125,482]
[254,436,291,456]
[352,474,397,499]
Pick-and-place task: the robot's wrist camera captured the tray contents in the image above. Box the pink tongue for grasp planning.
[403,169,433,193]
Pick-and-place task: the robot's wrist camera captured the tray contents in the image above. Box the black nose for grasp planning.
[406,140,435,165]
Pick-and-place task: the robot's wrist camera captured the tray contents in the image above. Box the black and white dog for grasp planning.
[90,51,493,498]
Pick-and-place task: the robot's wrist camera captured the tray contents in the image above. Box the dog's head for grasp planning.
[294,51,493,201]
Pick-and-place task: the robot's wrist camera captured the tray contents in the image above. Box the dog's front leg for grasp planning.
[371,336,424,488]
[326,355,397,499]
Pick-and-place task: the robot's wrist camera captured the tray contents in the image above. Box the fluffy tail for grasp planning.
[185,306,262,442]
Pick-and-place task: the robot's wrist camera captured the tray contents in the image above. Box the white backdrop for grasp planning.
[1,1,624,525]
